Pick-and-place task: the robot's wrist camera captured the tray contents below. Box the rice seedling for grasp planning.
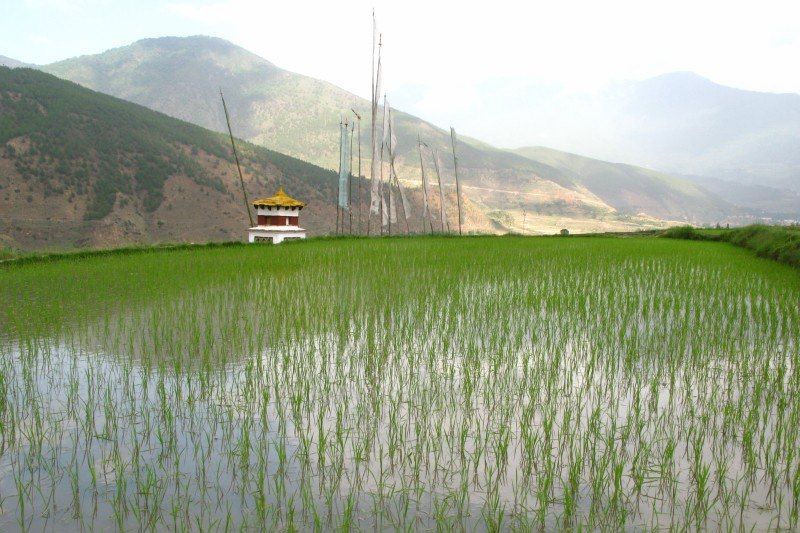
[0,235,798,529]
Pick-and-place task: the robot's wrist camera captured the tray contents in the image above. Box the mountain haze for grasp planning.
[513,146,734,222]
[500,72,800,197]
[41,36,735,227]
[598,73,800,191]
[0,55,28,68]
[683,174,800,220]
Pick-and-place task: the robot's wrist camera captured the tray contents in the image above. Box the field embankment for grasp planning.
[663,224,800,268]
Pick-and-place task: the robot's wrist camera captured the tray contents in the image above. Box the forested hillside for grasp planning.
[0,67,343,250]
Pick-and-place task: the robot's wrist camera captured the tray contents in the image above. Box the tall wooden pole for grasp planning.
[387,111,408,235]
[349,122,354,234]
[450,127,463,236]
[395,168,410,234]
[418,136,433,234]
[432,149,448,233]
[379,118,386,236]
[220,90,253,227]
[367,23,379,237]
[385,100,391,236]
[352,109,362,235]
[336,120,342,235]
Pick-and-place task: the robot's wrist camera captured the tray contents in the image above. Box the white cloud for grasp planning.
[165,0,800,102]
[8,0,799,147]
[23,0,110,13]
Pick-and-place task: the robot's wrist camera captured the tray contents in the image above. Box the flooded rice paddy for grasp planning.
[0,236,798,530]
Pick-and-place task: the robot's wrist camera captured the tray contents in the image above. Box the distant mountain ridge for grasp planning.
[601,72,800,190]
[40,36,735,227]
[0,55,29,68]
[512,146,733,221]
[504,72,800,195]
[678,174,800,220]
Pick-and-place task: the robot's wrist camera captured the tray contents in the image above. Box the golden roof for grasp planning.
[252,187,305,208]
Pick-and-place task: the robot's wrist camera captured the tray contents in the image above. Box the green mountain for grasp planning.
[41,36,735,226]
[0,67,344,251]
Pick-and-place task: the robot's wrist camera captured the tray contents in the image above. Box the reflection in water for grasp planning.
[0,240,798,530]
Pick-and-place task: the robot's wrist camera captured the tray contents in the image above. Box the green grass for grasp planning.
[0,240,246,268]
[0,235,798,530]
[0,247,15,261]
[663,224,800,267]
[719,224,800,267]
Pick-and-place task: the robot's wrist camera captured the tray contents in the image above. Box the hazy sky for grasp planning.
[4,0,800,137]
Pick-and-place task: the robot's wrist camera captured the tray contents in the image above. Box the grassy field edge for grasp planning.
[662,224,800,268]
[3,224,799,269]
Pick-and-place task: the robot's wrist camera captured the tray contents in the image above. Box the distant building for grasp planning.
[247,187,307,244]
